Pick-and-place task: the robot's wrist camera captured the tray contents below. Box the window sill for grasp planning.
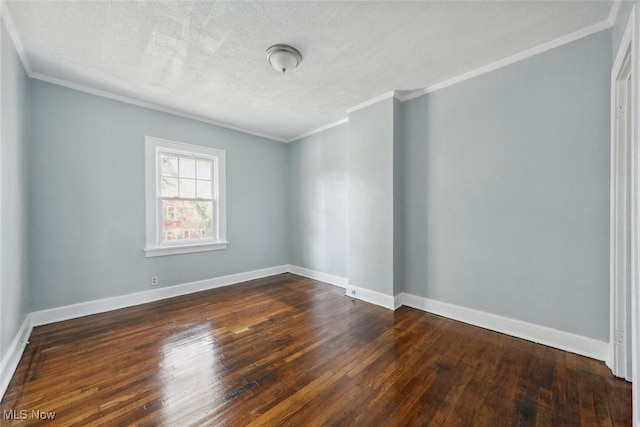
[144,241,229,257]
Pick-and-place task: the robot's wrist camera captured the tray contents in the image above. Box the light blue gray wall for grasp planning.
[348,98,395,295]
[401,30,612,340]
[5,14,617,347]
[0,21,30,363]
[613,1,637,59]
[288,124,348,277]
[393,98,405,297]
[29,81,288,310]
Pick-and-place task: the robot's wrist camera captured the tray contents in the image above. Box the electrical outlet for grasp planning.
[151,276,158,286]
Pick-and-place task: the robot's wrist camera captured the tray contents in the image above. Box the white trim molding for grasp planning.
[344,284,395,310]
[287,265,348,288]
[333,18,616,132]
[607,0,622,27]
[144,241,230,257]
[609,5,636,380]
[1,265,288,400]
[0,1,618,147]
[609,6,640,426]
[287,118,349,143]
[282,269,609,362]
[0,5,288,144]
[30,73,289,143]
[30,265,288,326]
[396,293,609,362]
[346,91,398,114]
[399,20,612,103]
[0,315,33,399]
[0,268,613,401]
[0,2,32,75]
[607,6,640,424]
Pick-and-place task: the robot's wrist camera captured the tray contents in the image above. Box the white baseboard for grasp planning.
[284,270,608,361]
[1,265,288,400]
[30,265,288,327]
[345,284,395,310]
[0,315,33,399]
[606,343,615,372]
[286,266,396,310]
[396,293,609,361]
[394,296,404,310]
[287,265,348,288]
[1,266,611,402]
[285,266,396,311]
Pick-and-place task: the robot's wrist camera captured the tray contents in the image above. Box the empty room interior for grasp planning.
[1,0,640,425]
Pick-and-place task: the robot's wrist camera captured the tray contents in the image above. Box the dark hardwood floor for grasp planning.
[0,273,632,426]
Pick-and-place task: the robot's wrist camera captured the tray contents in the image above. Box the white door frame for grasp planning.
[609,4,640,425]
[610,10,634,382]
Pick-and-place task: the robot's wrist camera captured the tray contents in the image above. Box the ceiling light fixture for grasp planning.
[266,44,302,74]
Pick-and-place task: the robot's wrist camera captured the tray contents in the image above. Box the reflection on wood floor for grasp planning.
[0,273,632,426]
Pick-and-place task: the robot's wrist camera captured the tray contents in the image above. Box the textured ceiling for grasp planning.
[5,1,613,141]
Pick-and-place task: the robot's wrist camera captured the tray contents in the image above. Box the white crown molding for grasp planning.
[345,284,395,310]
[1,2,289,144]
[1,2,32,75]
[287,265,348,288]
[1,1,617,145]
[396,293,609,361]
[394,91,426,103]
[30,73,288,143]
[286,118,349,143]
[306,14,615,132]
[0,315,32,400]
[345,91,398,115]
[30,265,288,326]
[398,19,612,102]
[607,0,622,26]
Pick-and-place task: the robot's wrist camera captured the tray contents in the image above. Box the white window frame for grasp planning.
[144,136,227,257]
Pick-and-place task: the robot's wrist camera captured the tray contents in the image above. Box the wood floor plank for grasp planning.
[0,273,632,426]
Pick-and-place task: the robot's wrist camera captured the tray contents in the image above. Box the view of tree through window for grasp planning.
[160,153,214,242]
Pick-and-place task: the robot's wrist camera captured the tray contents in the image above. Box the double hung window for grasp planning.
[144,136,227,257]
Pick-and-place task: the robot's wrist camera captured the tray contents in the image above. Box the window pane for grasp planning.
[179,178,196,198]
[165,205,176,219]
[197,180,212,199]
[161,155,178,177]
[179,158,196,179]
[161,177,179,197]
[161,200,214,242]
[196,160,212,180]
